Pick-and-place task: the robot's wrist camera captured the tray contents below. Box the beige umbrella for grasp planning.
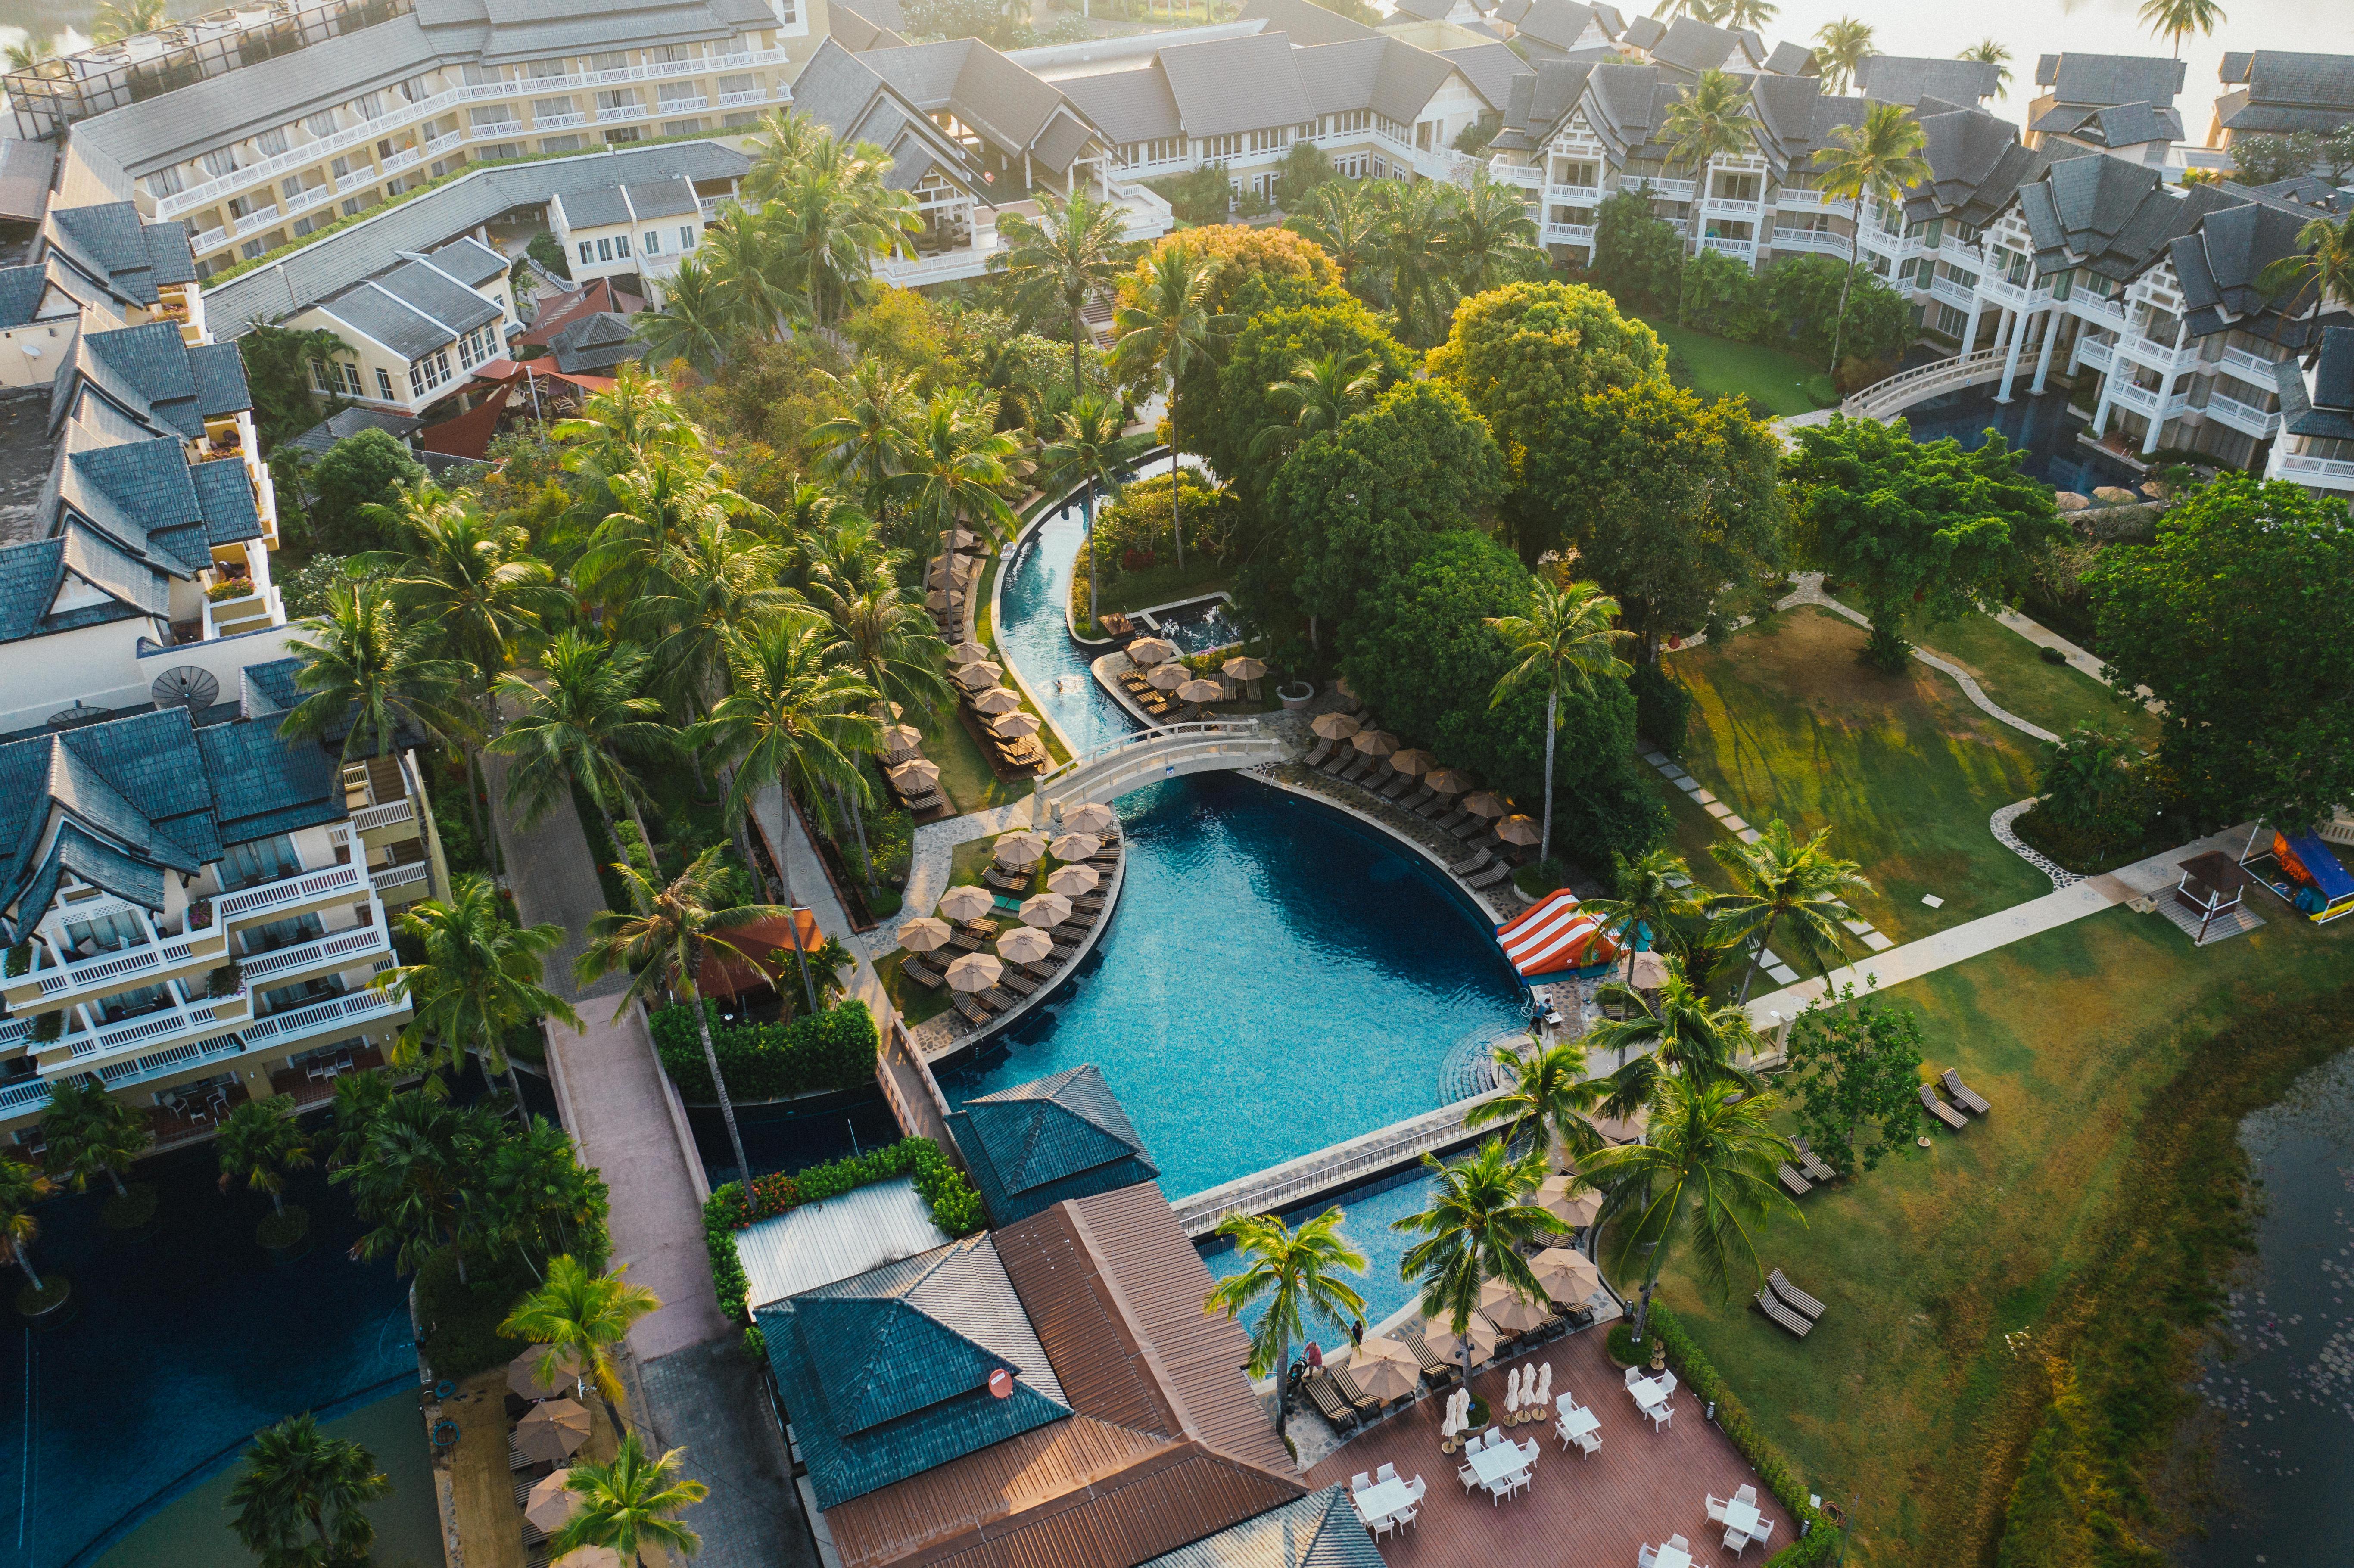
[887,759,940,793]
[936,884,995,923]
[970,686,1023,715]
[925,588,958,612]
[1147,663,1189,692]
[1062,802,1117,836]
[1421,1312,1501,1366]
[1221,655,1268,682]
[1592,1104,1651,1145]
[1345,1337,1421,1401]
[1626,950,1672,992]
[553,1548,623,1568]
[1423,767,1472,796]
[1046,863,1099,896]
[951,661,1001,691]
[1495,814,1541,846]
[990,710,1042,739]
[1336,675,1358,700]
[879,723,924,757]
[1530,1246,1603,1306]
[945,952,1003,992]
[1477,1276,1551,1335]
[525,1470,581,1533]
[1126,637,1177,667]
[1536,1172,1601,1228]
[1351,728,1398,757]
[507,1350,575,1401]
[514,1398,592,1464]
[994,831,1047,868]
[996,925,1054,963]
[1388,748,1435,777]
[946,639,991,665]
[1310,711,1361,740]
[1048,832,1101,862]
[1463,790,1509,820]
[1176,678,1224,704]
[898,916,954,954]
[1019,890,1072,927]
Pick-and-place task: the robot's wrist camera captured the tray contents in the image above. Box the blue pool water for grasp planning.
[1146,597,1241,655]
[1897,385,2144,495]
[1198,1159,1456,1340]
[995,501,1137,756]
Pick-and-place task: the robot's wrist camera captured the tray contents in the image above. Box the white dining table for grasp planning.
[1723,1497,1764,1537]
[1353,1478,1414,1524]
[1653,1544,1693,1568]
[1629,1375,1671,1411]
[1557,1404,1600,1441]
[1467,1437,1533,1488]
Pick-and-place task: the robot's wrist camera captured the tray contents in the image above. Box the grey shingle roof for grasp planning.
[50,824,166,913]
[1135,1487,1385,1568]
[1440,41,1535,113]
[833,0,905,27]
[1059,67,1183,146]
[316,282,454,361]
[1295,37,1457,126]
[187,343,252,418]
[1512,0,1601,53]
[1621,14,1664,51]
[2171,197,2347,349]
[2285,324,2354,440]
[1855,55,2001,107]
[548,312,644,375]
[621,176,699,220]
[427,235,510,288]
[866,37,1084,159]
[1238,0,1376,47]
[56,523,169,620]
[556,186,634,230]
[2216,50,2354,136]
[0,265,49,330]
[285,407,423,458]
[1764,41,1814,77]
[2017,153,2214,282]
[949,1063,1159,1227]
[56,321,204,440]
[2032,53,2186,109]
[58,427,213,577]
[43,202,193,309]
[190,458,265,547]
[0,539,69,644]
[197,719,343,846]
[1903,102,2049,230]
[1155,31,1313,138]
[1649,16,1739,76]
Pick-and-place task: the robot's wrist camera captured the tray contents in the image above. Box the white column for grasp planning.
[1959,297,1984,359]
[2091,371,2117,438]
[1994,308,2027,402]
[2141,380,2170,454]
[2030,309,2060,394]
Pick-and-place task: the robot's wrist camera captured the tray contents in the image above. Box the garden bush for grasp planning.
[1628,663,1694,755]
[649,999,880,1104]
[415,1246,530,1379]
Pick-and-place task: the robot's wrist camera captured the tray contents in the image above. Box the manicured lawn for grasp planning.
[1640,317,1839,416]
[1663,607,2051,945]
[913,701,1032,815]
[873,948,953,1027]
[1638,903,2351,1566]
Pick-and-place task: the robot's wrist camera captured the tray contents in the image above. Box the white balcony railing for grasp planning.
[21,930,219,1005]
[214,860,369,925]
[2220,345,2285,383]
[370,862,432,895]
[656,95,709,113]
[0,1078,51,1116]
[94,1032,248,1090]
[237,918,390,989]
[2201,392,2279,438]
[241,986,405,1051]
[2077,336,2114,371]
[190,224,228,253]
[1769,227,1846,255]
[1547,183,1604,204]
[716,89,767,107]
[532,111,587,131]
[2111,380,2190,420]
[228,203,282,238]
[465,120,523,140]
[596,103,647,124]
[2276,451,2354,487]
[1702,196,1762,219]
[380,145,426,176]
[1701,235,1756,261]
[350,798,416,834]
[1543,222,1597,248]
[1488,162,1541,189]
[1929,272,1977,311]
[60,994,240,1063]
[2070,295,2128,333]
[1627,176,1696,201]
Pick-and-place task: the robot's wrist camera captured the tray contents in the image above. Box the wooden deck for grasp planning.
[1304,1328,1797,1568]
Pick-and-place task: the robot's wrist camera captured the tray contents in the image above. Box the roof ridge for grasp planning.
[1059,1195,1202,1444]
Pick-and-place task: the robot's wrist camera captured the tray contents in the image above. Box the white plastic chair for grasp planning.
[1350,1472,1371,1493]
[1404,1476,1426,1503]
[1735,1483,1758,1506]
[1725,1527,1752,1554]
[1578,1429,1602,1456]
[1458,1462,1480,1493]
[1648,1401,1675,1433]
[1465,1431,1487,1455]
[1486,1476,1512,1506]
[1624,1366,1646,1389]
[1396,1504,1419,1530]
[1667,1534,1691,1552]
[1484,1425,1502,1447]
[1707,1496,1730,1524]
[1370,1515,1397,1541]
[1751,1520,1775,1549]
[1376,1462,1398,1483]
[1517,1437,1540,1465]
[1555,1414,1578,1451]
[1660,1369,1680,1397]
[1638,1546,1660,1568]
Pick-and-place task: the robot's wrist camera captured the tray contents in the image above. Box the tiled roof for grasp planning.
[49,823,166,912]
[2171,197,2349,348]
[190,458,265,548]
[549,312,645,376]
[2215,50,2354,135]
[1511,0,1602,53]
[1134,1487,1385,1568]
[1237,0,1376,47]
[2032,52,2186,109]
[0,264,50,329]
[55,320,250,442]
[285,406,423,458]
[2018,153,2220,282]
[950,1063,1159,1227]
[1855,55,2000,106]
[59,427,214,577]
[1155,31,1313,139]
[1903,101,2049,230]
[2283,324,2354,440]
[196,719,343,846]
[428,236,511,288]
[1763,41,1814,77]
[41,202,193,309]
[1060,68,1183,146]
[1439,42,1535,113]
[556,186,634,230]
[622,176,700,220]
[1648,16,1740,75]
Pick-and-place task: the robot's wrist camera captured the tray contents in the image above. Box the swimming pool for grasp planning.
[994,501,1137,755]
[1197,1158,1456,1340]
[1897,384,2145,495]
[1141,596,1241,655]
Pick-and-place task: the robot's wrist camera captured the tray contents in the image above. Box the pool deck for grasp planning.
[1303,1328,1797,1568]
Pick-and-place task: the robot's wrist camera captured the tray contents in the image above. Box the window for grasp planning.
[253,128,289,157]
[1935,303,1968,338]
[526,59,570,82]
[222,834,302,890]
[578,239,595,264]
[340,362,362,396]
[471,104,517,129]
[614,233,630,258]
[243,912,323,955]
[305,110,338,137]
[260,976,345,1017]
[596,236,613,261]
[376,367,395,400]
[596,89,639,114]
[340,196,372,218]
[463,63,504,86]
[478,142,524,162]
[722,111,760,128]
[679,224,694,251]
[239,236,271,261]
[591,51,631,72]
[280,175,307,201]
[643,229,661,255]
[201,149,240,180]
[60,908,145,956]
[604,127,641,144]
[717,73,755,100]
[661,118,705,137]
[97,982,174,1024]
[143,167,184,200]
[778,0,796,20]
[541,135,583,155]
[330,154,360,181]
[534,96,577,120]
[310,358,332,393]
[406,349,455,400]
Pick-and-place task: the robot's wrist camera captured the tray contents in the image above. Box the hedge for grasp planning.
[700,1137,987,1322]
[650,998,879,1104]
[415,1247,530,1379]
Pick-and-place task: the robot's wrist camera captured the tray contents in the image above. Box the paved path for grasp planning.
[631,1340,818,1568]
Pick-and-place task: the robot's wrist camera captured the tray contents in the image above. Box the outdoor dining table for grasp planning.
[1722,1496,1764,1537]
[1467,1436,1533,1490]
[1556,1401,1600,1443]
[1353,1477,1415,1527]
[1653,1543,1694,1568]
[1630,1375,1672,1414]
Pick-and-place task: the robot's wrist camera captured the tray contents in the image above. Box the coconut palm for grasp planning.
[635,255,734,379]
[1708,818,1873,1003]
[1484,579,1632,866]
[2139,0,2226,58]
[1812,102,1929,372]
[4,34,55,71]
[227,1412,392,1568]
[1582,1074,1799,1341]
[371,874,583,1098]
[491,631,676,874]
[576,453,764,617]
[1440,175,1542,296]
[764,159,920,325]
[1246,349,1383,470]
[0,1157,56,1292]
[1203,1208,1367,1435]
[501,1253,660,1414]
[632,516,795,721]
[333,1091,489,1279]
[37,1080,149,1199]
[1111,244,1235,569]
[701,202,800,342]
[812,577,953,740]
[91,0,165,44]
[576,845,791,1184]
[1036,394,1152,632]
[891,387,1021,609]
[1958,39,2014,95]
[1714,0,1775,25]
[1462,1040,1610,1167]
[809,361,919,523]
[216,1096,313,1217]
[743,105,829,202]
[1662,69,1755,260]
[1284,180,1386,285]
[1582,847,1704,992]
[2256,214,2354,336]
[551,364,704,480]
[550,1434,707,1568]
[1585,958,1763,1114]
[1372,180,1457,347]
[993,188,1131,396]
[1393,1138,1566,1380]
[1811,17,1874,97]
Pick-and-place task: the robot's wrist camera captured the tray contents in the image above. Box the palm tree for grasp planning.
[501,1253,661,1415]
[744,105,828,202]
[1662,69,1754,261]
[2256,214,2354,339]
[2139,0,2226,58]
[1484,579,1632,866]
[633,516,795,723]
[549,1434,707,1568]
[1585,958,1762,1113]
[4,34,55,71]
[0,1157,56,1293]
[1582,847,1703,992]
[576,845,789,1185]
[1714,0,1775,26]
[278,583,473,898]
[810,361,919,523]
[332,1091,486,1279]
[1581,1074,1799,1341]
[1439,174,1542,295]
[91,0,165,44]
[1112,244,1235,570]
[635,255,735,379]
[1246,350,1383,470]
[1812,102,1928,372]
[551,364,703,480]
[37,1080,149,1200]
[228,1412,392,1568]
[1811,17,1874,97]
[1958,39,2014,96]
[891,388,1021,611]
[1284,180,1385,285]
[372,874,583,1099]
[1462,1040,1610,1168]
[764,159,920,326]
[216,1096,313,1217]
[1708,818,1873,1003]
[491,631,676,874]
[1036,394,1152,632]
[1372,180,1456,347]
[576,454,765,619]
[1395,1139,1565,1381]
[701,203,800,342]
[1204,1210,1367,1436]
[992,188,1131,397]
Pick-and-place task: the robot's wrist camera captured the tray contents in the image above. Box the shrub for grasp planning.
[306,428,425,554]
[1628,663,1694,755]
[1638,1301,1833,1555]
[2039,644,2069,666]
[649,999,881,1104]
[3,943,28,978]
[414,1247,529,1379]
[1513,859,1568,897]
[101,1182,158,1233]
[1147,163,1234,227]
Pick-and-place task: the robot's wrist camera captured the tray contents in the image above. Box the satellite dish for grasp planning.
[151,666,222,712]
[46,702,112,730]
[987,1368,1013,1400]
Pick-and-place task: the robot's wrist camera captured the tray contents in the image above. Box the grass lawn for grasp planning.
[1641,317,1839,416]
[1662,606,2051,946]
[873,948,952,1027]
[1640,902,2352,1566]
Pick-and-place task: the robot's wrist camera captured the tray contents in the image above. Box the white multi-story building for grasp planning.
[550,176,710,296]
[287,235,519,418]
[2267,325,2354,496]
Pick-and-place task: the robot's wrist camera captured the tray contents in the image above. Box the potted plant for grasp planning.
[218,1095,314,1260]
[206,961,243,999]
[187,901,215,930]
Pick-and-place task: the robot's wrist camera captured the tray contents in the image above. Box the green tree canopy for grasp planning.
[306,429,427,554]
[1784,415,2065,668]
[2086,474,2354,830]
[1189,296,1409,503]
[1780,981,1929,1175]
[1588,189,1686,313]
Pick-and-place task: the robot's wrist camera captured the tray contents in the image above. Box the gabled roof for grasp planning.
[2171,197,2351,349]
[2032,52,2186,110]
[1155,30,1314,139]
[1620,14,1664,51]
[2282,324,2354,441]
[1135,1487,1386,1568]
[1507,0,1604,54]
[866,37,1103,165]
[1060,67,1184,146]
[2018,153,2223,282]
[2214,50,2354,136]
[950,1064,1159,1226]
[40,202,195,311]
[0,261,66,330]
[1294,37,1460,126]
[2031,100,2183,149]
[426,236,511,289]
[316,253,501,363]
[52,321,251,444]
[548,312,645,376]
[1903,101,2049,230]
[56,424,223,579]
[284,406,424,459]
[1764,41,1815,77]
[1854,55,2000,107]
[1439,41,1536,113]
[1491,56,1596,151]
[1238,0,1377,47]
[1648,16,1745,76]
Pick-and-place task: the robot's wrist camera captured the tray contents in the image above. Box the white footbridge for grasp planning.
[1029,719,1289,818]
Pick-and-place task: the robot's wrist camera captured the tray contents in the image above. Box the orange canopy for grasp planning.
[695,909,825,1001]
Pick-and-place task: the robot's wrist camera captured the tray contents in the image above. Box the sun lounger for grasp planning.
[1794,1138,1836,1182]
[1449,818,1488,842]
[999,969,1039,997]
[1398,785,1435,812]
[1768,1269,1825,1319]
[1777,1164,1812,1197]
[1754,1287,1815,1337]
[1452,848,1496,875]
[1304,1368,1361,1431]
[1433,809,1470,832]
[980,986,1020,1011]
[1305,739,1333,767]
[1052,922,1092,943]
[1319,750,1352,776]
[983,866,1028,893]
[1920,1082,1969,1130]
[1467,864,1513,890]
[1402,1331,1458,1385]
[1942,1068,1991,1115]
[901,955,946,989]
[946,930,984,954]
[1050,943,1081,964]
[951,992,991,1027]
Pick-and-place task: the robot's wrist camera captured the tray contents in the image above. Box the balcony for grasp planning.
[1929,272,1977,311]
[95,1031,249,1092]
[533,111,587,130]
[190,224,229,254]
[1701,196,1762,220]
[240,986,408,1054]
[1627,176,1695,201]
[468,118,525,139]
[2070,295,2128,333]
[228,204,282,239]
[48,991,247,1071]
[1769,227,1846,255]
[656,95,709,114]
[1547,182,1604,205]
[214,860,370,929]
[0,1077,51,1119]
[202,582,280,638]
[2111,379,2190,420]
[2221,345,2285,383]
[1543,221,1597,249]
[596,102,647,124]
[1701,235,1756,262]
[370,861,432,900]
[380,144,426,176]
[2,924,228,1011]
[2276,451,2354,489]
[2077,336,2114,371]
[716,88,768,107]
[1488,161,1541,189]
[2201,392,2279,438]
[237,916,392,992]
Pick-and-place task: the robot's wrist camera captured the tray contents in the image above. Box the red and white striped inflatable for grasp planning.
[1495,890,1619,978]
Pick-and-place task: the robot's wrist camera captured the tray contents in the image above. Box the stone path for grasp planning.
[1777,579,2060,744]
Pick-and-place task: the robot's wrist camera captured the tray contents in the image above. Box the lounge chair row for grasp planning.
[1753,1268,1825,1338]
[1297,1313,1598,1435]
[1305,724,1529,885]
[900,852,1121,1028]
[1921,1068,1990,1132]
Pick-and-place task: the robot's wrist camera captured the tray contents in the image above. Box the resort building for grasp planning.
[2267,324,2354,495]
[2025,53,2188,168]
[548,175,710,297]
[2208,50,2354,155]
[286,234,517,418]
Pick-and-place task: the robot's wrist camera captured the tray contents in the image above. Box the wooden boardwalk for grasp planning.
[1173,1089,1508,1238]
[1304,1328,1797,1568]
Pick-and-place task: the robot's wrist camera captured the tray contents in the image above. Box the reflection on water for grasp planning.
[2178,1050,2354,1566]
[995,503,1139,755]
[1897,385,2144,495]
[1146,596,1240,655]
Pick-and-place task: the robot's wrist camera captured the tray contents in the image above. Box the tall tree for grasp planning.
[1707,819,1872,1002]
[701,203,800,342]
[1202,1209,1367,1436]
[1780,981,1930,1174]
[1439,174,1542,295]
[1283,180,1386,286]
[1370,180,1457,348]
[1661,69,1755,260]
[1393,1139,1566,1380]
[552,365,704,482]
[2138,0,2226,58]
[37,1079,149,1200]
[333,1092,490,1279]
[548,1434,707,1568]
[1585,957,1763,1109]
[491,632,676,872]
[1247,349,1383,471]
[1035,394,1152,631]
[1581,847,1704,992]
[2256,213,2354,333]
[1462,1039,1610,1167]
[371,874,583,1099]
[0,1157,56,1292]
[1112,244,1235,570]
[1811,17,1875,96]
[1581,1074,1799,1341]
[992,189,1130,397]
[890,387,1021,613]
[634,255,735,379]
[501,1254,660,1416]
[216,1097,314,1217]
[1485,579,1632,865]
[227,1412,392,1568]
[810,361,919,524]
[1812,103,1929,373]
[809,577,953,769]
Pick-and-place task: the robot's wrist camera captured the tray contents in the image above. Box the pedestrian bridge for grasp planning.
[1031,719,1289,814]
[1783,347,2014,433]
